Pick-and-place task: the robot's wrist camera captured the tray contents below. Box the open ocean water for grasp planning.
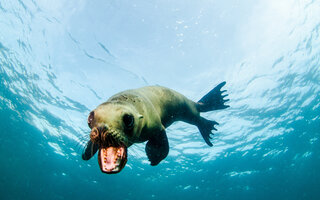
[0,0,320,199]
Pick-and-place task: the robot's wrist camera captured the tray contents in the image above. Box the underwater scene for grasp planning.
[1,0,319,199]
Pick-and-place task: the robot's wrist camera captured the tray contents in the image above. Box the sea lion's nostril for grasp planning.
[90,127,100,143]
[92,126,108,144]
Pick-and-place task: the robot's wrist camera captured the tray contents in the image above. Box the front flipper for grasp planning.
[82,140,99,160]
[145,130,169,166]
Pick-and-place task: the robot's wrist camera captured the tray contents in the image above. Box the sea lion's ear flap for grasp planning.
[82,140,99,160]
[138,114,143,119]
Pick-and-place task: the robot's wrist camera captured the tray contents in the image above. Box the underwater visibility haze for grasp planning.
[0,0,320,199]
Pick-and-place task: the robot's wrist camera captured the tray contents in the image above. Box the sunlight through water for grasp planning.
[1,0,319,199]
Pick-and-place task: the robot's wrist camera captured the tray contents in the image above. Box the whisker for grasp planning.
[75,139,85,149]
[74,141,86,155]
[78,137,89,144]
[76,139,90,151]
[74,132,92,154]
[129,148,138,157]
[128,144,143,158]
[107,134,114,146]
[128,150,135,157]
[81,133,90,138]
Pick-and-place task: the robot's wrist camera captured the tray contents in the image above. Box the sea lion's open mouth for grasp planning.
[98,146,127,174]
[88,126,128,174]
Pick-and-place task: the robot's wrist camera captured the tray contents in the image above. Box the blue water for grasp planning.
[1,0,319,199]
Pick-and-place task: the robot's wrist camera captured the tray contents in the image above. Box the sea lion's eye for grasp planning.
[123,114,134,129]
[88,111,94,128]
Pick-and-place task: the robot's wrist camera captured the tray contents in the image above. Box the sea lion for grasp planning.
[82,82,229,174]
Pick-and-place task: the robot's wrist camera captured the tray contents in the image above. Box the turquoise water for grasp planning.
[1,0,319,199]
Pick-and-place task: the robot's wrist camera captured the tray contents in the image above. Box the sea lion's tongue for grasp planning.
[98,146,127,174]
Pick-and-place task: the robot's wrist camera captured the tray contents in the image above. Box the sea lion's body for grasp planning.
[82,82,229,173]
[108,86,199,141]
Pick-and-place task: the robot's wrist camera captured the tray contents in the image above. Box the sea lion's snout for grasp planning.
[90,125,123,147]
[88,124,128,174]
[89,126,108,145]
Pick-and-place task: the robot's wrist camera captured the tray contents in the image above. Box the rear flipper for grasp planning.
[198,117,219,146]
[197,81,230,112]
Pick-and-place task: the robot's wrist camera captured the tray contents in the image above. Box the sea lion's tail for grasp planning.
[196,81,229,112]
[198,118,219,146]
[196,81,230,146]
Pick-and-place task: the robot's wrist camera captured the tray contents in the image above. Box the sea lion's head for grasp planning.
[82,103,143,174]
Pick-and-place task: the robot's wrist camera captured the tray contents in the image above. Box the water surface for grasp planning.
[0,0,319,199]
